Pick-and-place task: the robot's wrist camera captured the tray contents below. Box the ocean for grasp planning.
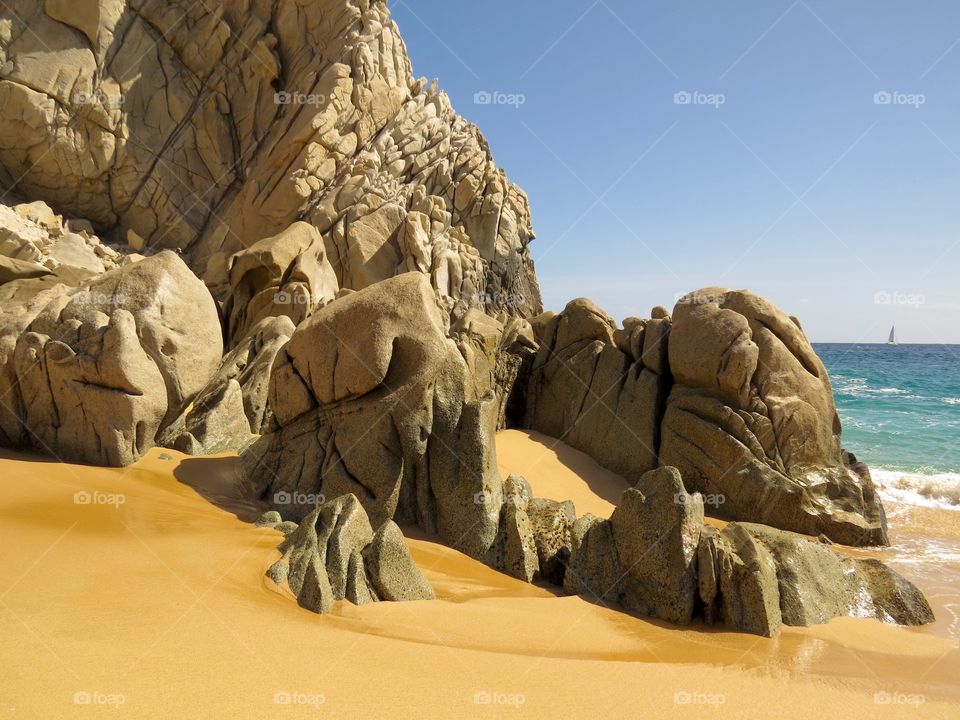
[816,343,960,511]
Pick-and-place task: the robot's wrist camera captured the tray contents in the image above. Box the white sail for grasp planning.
[887,326,896,344]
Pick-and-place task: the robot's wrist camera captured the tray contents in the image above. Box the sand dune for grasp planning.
[1,433,958,718]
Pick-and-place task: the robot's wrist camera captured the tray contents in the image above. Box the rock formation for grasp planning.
[242,272,511,560]
[0,0,933,635]
[266,494,433,613]
[0,0,541,323]
[661,289,887,546]
[696,522,933,636]
[521,298,669,483]
[516,290,887,547]
[564,467,703,625]
[0,247,221,465]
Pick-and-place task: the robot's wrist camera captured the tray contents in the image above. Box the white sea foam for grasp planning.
[871,468,960,511]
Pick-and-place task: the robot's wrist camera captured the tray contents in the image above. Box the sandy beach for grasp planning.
[1,430,958,718]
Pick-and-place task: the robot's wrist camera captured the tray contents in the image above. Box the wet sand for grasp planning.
[1,432,958,718]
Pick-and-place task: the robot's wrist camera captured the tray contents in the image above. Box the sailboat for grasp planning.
[887,326,897,345]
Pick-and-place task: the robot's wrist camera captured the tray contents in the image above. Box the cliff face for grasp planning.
[0,0,541,322]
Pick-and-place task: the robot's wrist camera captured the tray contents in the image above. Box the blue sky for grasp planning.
[389,0,960,343]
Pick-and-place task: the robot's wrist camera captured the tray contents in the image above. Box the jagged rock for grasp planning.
[364,520,436,601]
[225,222,339,345]
[0,0,540,322]
[698,522,934,636]
[266,494,432,613]
[487,474,539,582]
[526,498,575,585]
[564,467,702,625]
[159,315,296,453]
[165,379,253,456]
[610,467,702,624]
[243,272,505,559]
[0,251,222,465]
[697,524,782,636]
[0,200,120,277]
[740,522,933,627]
[521,298,669,483]
[0,256,52,285]
[661,288,887,546]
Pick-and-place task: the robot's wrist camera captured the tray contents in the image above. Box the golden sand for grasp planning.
[1,432,958,718]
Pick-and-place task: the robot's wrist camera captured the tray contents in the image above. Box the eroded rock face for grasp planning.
[223,222,339,346]
[266,494,434,614]
[517,289,886,547]
[661,288,887,546]
[159,315,296,454]
[697,522,934,636]
[0,251,222,465]
[564,467,703,625]
[563,467,931,636]
[0,200,122,280]
[521,299,669,484]
[242,272,514,559]
[0,0,541,322]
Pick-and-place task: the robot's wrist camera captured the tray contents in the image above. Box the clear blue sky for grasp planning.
[389,0,960,344]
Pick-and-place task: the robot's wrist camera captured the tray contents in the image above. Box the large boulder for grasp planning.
[698,522,934,636]
[0,251,222,465]
[564,467,703,625]
[266,494,434,614]
[242,272,511,559]
[515,289,887,547]
[661,288,887,546]
[521,299,669,483]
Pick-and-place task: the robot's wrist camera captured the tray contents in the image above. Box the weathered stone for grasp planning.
[364,520,434,601]
[0,1,541,322]
[565,467,702,624]
[522,299,669,483]
[225,222,338,345]
[0,251,222,465]
[661,288,887,546]
[243,273,504,560]
[526,498,575,585]
[267,494,432,613]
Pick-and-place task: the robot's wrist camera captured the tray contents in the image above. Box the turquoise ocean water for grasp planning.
[815,343,960,509]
